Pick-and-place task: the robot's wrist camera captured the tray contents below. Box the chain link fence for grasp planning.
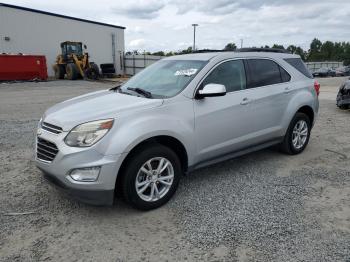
[123,54,163,75]
[306,61,343,73]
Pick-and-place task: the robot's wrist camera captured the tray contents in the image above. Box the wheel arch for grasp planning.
[282,88,317,135]
[115,135,189,195]
[296,105,314,125]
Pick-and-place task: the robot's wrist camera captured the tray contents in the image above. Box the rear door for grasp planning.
[244,58,292,141]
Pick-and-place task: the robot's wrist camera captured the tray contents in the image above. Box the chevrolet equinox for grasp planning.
[35,50,319,210]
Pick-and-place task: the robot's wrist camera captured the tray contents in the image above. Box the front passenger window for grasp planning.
[202,60,246,92]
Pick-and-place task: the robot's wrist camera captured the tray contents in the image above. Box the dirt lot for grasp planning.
[0,78,349,262]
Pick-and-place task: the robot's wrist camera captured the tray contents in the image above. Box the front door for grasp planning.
[193,59,256,163]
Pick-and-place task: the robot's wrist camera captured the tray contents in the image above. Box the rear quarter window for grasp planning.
[284,58,313,79]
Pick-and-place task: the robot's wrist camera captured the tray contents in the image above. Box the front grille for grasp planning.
[41,122,63,134]
[37,137,59,162]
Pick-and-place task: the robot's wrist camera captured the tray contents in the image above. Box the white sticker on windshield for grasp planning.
[174,68,198,76]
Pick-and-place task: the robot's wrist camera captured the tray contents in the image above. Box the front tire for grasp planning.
[280,112,311,155]
[66,63,79,80]
[121,144,181,210]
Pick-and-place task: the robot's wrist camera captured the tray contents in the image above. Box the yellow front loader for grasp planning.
[53,41,99,80]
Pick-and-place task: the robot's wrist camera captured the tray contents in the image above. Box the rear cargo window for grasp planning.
[284,58,313,78]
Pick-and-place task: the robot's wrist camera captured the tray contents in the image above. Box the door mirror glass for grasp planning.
[197,84,226,98]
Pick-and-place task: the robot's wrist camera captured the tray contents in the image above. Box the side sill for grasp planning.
[187,138,283,173]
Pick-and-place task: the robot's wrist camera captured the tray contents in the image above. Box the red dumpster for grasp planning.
[0,54,48,81]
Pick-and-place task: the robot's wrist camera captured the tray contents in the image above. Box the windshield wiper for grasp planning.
[127,87,152,98]
[109,84,134,96]
[109,84,122,92]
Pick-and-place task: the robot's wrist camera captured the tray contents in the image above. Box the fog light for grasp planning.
[70,167,100,182]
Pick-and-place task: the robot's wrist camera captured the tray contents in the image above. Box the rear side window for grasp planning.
[202,60,246,92]
[246,59,290,88]
[284,58,313,79]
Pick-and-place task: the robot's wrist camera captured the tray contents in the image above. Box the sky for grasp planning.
[3,0,350,52]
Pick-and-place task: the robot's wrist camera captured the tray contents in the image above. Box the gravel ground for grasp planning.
[0,78,349,261]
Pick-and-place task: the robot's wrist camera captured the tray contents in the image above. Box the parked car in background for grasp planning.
[35,50,319,210]
[313,67,336,77]
[335,66,350,77]
[336,78,350,109]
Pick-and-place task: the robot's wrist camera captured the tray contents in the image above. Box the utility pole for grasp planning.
[240,39,243,48]
[192,24,198,52]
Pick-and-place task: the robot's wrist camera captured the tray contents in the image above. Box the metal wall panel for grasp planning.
[0,6,125,76]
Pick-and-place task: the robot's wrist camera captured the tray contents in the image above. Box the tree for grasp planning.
[342,42,350,65]
[310,38,322,52]
[295,47,306,61]
[151,51,165,56]
[287,45,306,60]
[177,46,193,54]
[308,38,323,61]
[320,41,335,61]
[224,43,237,51]
[287,45,297,53]
[272,44,285,49]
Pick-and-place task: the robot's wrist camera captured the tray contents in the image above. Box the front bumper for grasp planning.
[41,170,115,205]
[35,129,127,206]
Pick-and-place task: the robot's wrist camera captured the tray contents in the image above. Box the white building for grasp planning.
[0,3,125,76]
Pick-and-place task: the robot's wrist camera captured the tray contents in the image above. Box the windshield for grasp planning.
[120,59,207,98]
[63,43,83,56]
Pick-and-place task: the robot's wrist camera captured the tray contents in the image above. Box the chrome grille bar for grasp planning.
[41,122,63,134]
[36,137,59,162]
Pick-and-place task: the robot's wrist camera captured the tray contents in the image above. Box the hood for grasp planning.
[43,90,163,131]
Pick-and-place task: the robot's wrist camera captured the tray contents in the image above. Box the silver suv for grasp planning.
[35,50,319,210]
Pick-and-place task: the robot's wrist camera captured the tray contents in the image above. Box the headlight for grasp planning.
[64,119,114,147]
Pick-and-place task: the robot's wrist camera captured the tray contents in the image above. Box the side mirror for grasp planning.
[83,44,87,49]
[196,84,226,99]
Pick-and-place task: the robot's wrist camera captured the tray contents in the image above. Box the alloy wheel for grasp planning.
[292,120,308,149]
[135,157,174,202]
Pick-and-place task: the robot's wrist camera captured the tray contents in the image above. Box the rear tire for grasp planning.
[66,63,79,80]
[53,64,65,79]
[121,144,181,210]
[280,112,311,155]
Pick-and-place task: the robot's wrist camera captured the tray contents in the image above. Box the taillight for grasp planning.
[314,80,320,96]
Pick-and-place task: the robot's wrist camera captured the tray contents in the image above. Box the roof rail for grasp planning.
[236,48,291,54]
[192,48,291,54]
[192,49,231,53]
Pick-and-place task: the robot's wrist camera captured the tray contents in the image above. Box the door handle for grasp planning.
[240,97,250,105]
[284,87,291,94]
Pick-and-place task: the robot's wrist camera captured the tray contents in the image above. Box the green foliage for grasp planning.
[224,43,237,51]
[307,38,350,63]
[272,44,285,49]
[151,51,165,56]
[287,45,306,61]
